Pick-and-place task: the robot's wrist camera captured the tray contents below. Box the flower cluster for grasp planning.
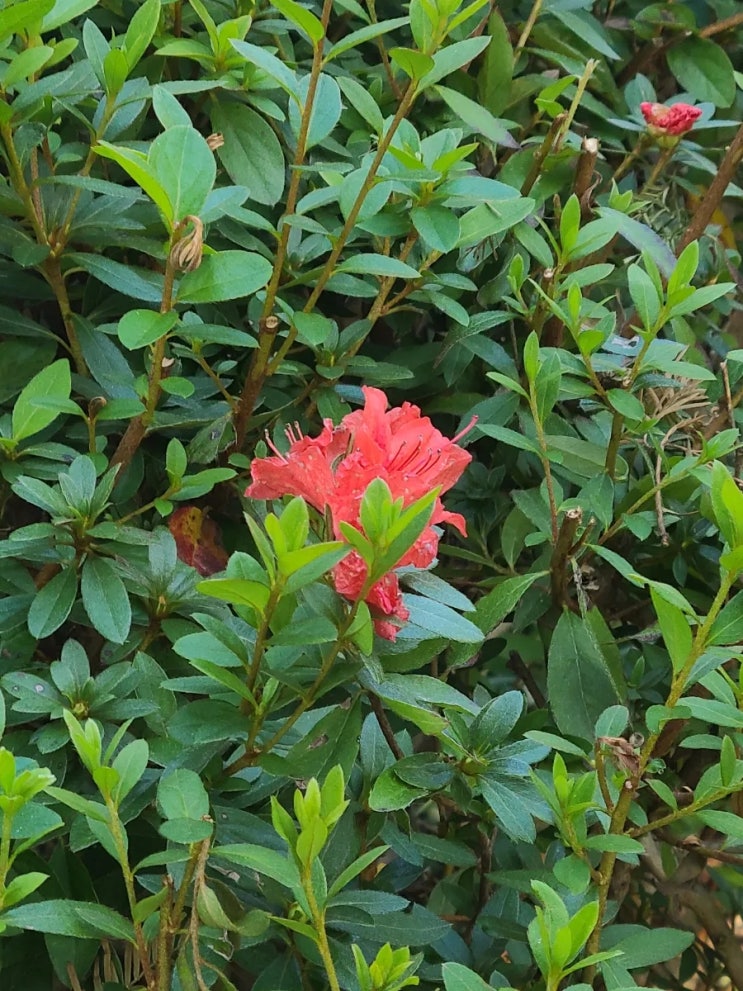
[246,387,474,638]
[640,101,701,139]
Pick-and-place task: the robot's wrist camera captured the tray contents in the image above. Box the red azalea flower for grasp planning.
[640,102,702,138]
[246,387,475,638]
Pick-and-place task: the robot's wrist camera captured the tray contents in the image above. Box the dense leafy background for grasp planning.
[0,0,741,989]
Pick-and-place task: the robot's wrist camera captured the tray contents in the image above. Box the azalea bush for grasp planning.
[0,0,742,989]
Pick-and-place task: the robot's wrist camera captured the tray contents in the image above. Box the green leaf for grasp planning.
[212,845,300,890]
[709,591,743,645]
[551,8,619,59]
[710,461,743,550]
[442,962,495,991]
[288,74,342,149]
[369,767,428,811]
[197,577,270,612]
[389,47,434,80]
[28,568,78,639]
[411,205,460,252]
[12,359,71,442]
[272,0,324,43]
[2,900,135,941]
[597,208,676,278]
[479,776,536,842]
[603,926,694,968]
[420,36,490,89]
[177,250,272,303]
[0,0,54,42]
[327,846,390,897]
[149,126,216,222]
[650,588,692,672]
[477,10,513,116]
[404,596,484,643]
[46,786,108,822]
[547,610,621,741]
[457,198,536,248]
[112,739,148,802]
[158,768,209,821]
[435,84,515,147]
[697,809,743,839]
[337,254,420,279]
[476,423,541,454]
[117,309,178,350]
[325,17,408,62]
[3,46,54,88]
[1,872,48,910]
[81,557,132,645]
[122,0,160,70]
[229,39,299,100]
[337,75,384,132]
[211,101,285,207]
[667,37,735,107]
[41,0,96,32]
[627,263,661,331]
[94,143,172,224]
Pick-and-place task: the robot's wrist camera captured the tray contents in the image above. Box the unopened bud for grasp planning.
[88,396,107,418]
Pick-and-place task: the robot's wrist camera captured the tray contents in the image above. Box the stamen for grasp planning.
[390,436,424,471]
[415,449,442,474]
[284,421,304,446]
[452,415,478,445]
[264,429,287,462]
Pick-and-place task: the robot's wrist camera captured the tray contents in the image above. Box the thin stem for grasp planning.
[0,120,46,242]
[367,0,402,99]
[631,783,743,839]
[642,144,677,192]
[105,798,155,990]
[604,411,624,480]
[301,84,417,316]
[247,586,282,692]
[529,393,559,544]
[554,61,598,153]
[514,0,543,62]
[156,877,174,991]
[43,257,87,375]
[224,601,362,776]
[0,812,12,897]
[193,351,237,408]
[109,243,179,473]
[521,114,567,197]
[232,0,334,450]
[368,692,404,759]
[304,866,341,991]
[550,507,582,606]
[188,836,212,991]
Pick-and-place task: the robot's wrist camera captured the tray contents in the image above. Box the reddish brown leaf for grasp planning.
[169,505,228,576]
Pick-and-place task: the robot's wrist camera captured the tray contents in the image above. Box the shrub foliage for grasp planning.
[0,0,741,989]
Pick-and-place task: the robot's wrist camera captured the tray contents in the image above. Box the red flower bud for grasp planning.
[640,102,702,138]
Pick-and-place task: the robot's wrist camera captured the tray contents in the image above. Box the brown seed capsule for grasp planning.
[170,215,204,273]
[206,132,224,151]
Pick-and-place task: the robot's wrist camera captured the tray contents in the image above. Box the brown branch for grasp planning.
[368,692,404,759]
[574,136,599,220]
[662,883,743,991]
[676,120,743,255]
[550,507,582,607]
[506,652,546,708]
